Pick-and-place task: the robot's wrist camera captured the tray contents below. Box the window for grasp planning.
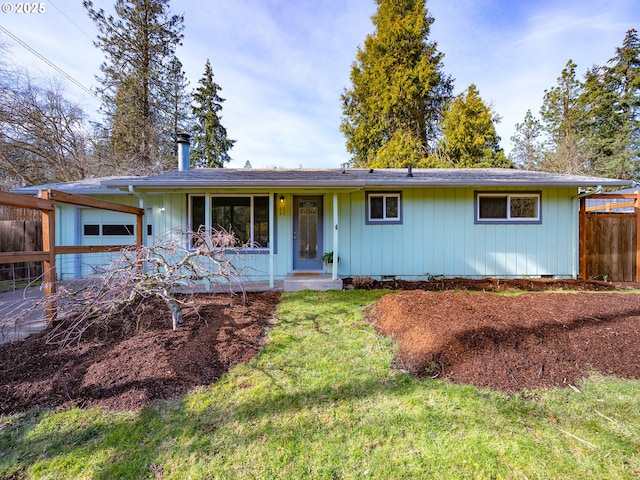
[83,224,99,236]
[366,192,402,224]
[102,224,134,236]
[189,195,270,249]
[190,195,206,233]
[475,192,541,224]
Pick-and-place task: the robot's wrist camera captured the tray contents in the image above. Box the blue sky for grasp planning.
[1,0,638,168]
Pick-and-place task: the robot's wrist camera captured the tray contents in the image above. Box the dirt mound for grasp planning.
[368,290,640,391]
[0,292,280,414]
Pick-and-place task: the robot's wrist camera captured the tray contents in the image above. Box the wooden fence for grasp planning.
[580,192,640,282]
[0,205,41,221]
[0,219,42,281]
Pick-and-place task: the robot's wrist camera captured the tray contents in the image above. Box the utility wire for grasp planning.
[0,25,99,101]
[49,0,94,42]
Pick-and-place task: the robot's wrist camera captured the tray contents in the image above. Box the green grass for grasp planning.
[1,289,640,479]
[0,279,41,294]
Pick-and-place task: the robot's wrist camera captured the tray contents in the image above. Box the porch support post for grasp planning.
[269,193,275,288]
[39,190,57,324]
[332,192,339,281]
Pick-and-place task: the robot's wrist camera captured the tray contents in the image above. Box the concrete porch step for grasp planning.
[283,273,343,292]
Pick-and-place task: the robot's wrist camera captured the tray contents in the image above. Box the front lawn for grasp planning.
[1,289,639,479]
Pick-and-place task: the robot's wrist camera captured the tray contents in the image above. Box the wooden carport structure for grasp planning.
[0,189,144,321]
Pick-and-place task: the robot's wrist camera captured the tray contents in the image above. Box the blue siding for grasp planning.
[53,185,579,281]
[340,186,578,279]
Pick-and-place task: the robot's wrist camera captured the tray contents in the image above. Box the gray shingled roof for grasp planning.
[12,176,139,196]
[102,168,630,190]
[13,169,630,196]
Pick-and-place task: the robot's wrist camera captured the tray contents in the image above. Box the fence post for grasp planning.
[579,197,587,280]
[636,191,640,283]
[39,190,57,323]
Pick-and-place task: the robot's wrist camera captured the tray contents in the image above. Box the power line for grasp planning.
[49,0,94,43]
[0,25,99,101]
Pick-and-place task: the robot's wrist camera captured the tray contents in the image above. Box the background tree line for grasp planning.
[0,0,235,191]
[341,0,639,179]
[1,0,638,191]
[510,29,639,180]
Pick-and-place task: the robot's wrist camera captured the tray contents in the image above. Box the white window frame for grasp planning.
[366,191,402,224]
[475,192,542,224]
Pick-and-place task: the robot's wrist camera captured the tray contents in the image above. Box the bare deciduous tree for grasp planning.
[0,73,91,186]
[43,228,244,347]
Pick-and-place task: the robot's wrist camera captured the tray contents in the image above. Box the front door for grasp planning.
[293,196,323,271]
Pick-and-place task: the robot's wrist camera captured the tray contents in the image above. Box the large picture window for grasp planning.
[189,195,270,249]
[366,192,402,224]
[475,192,541,224]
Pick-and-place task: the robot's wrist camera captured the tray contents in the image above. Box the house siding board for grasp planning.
[323,195,334,265]
[338,186,576,279]
[338,192,352,275]
[544,188,561,275]
[405,189,423,276]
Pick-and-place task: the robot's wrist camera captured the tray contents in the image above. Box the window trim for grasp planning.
[365,191,403,225]
[188,194,272,252]
[474,191,542,224]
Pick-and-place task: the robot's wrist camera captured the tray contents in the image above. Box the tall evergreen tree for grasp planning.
[84,0,184,174]
[190,59,235,168]
[340,0,453,168]
[164,56,192,164]
[510,109,545,170]
[539,60,591,174]
[440,84,510,167]
[582,29,640,179]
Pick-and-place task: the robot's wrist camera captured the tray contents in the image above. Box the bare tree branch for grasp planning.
[43,227,246,348]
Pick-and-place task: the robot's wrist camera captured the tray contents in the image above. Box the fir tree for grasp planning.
[340,0,453,167]
[582,29,640,179]
[440,84,510,168]
[84,0,184,174]
[191,59,235,168]
[539,60,591,174]
[164,56,192,165]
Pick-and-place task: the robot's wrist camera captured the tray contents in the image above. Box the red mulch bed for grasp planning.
[1,279,639,415]
[368,283,640,391]
[0,292,280,414]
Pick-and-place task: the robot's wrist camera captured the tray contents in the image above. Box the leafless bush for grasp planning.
[45,227,244,347]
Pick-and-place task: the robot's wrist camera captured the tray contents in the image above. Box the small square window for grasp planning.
[83,224,99,236]
[475,192,541,224]
[510,196,538,218]
[366,192,402,224]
